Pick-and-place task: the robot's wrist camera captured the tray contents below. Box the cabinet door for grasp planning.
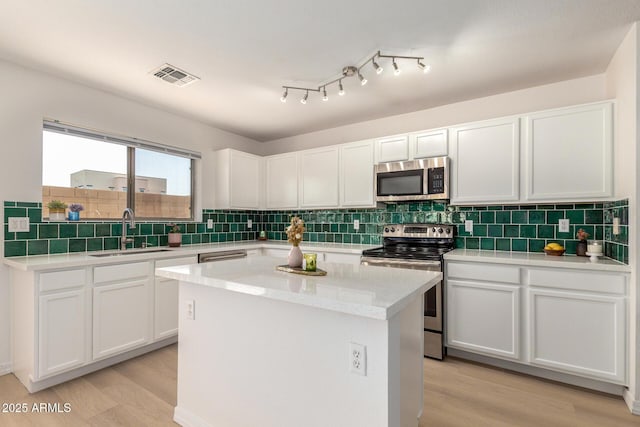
[265,153,298,209]
[340,140,375,207]
[450,118,520,204]
[411,129,447,158]
[524,102,613,201]
[376,135,409,162]
[154,256,196,340]
[446,279,520,360]
[230,150,261,208]
[93,279,150,360]
[38,289,86,377]
[528,288,626,384]
[300,147,339,208]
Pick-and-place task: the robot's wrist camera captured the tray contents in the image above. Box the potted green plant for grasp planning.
[168,223,182,247]
[47,200,67,221]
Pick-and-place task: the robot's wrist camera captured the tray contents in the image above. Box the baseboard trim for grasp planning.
[22,336,177,393]
[174,406,213,427]
[447,348,625,396]
[623,389,640,415]
[0,362,12,376]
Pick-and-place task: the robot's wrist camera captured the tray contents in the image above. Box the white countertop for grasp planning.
[444,249,631,273]
[156,256,440,320]
[3,241,378,271]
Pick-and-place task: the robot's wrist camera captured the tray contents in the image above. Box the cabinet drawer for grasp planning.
[446,262,520,284]
[94,262,149,284]
[528,268,626,295]
[39,269,86,292]
[155,256,198,269]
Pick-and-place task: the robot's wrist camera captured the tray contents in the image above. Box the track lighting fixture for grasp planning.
[417,60,431,74]
[372,58,383,74]
[392,59,400,76]
[280,50,428,104]
[358,71,367,86]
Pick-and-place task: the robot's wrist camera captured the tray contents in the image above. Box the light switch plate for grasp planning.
[613,217,620,235]
[247,219,253,229]
[207,219,213,229]
[464,220,473,233]
[353,219,360,230]
[559,219,570,233]
[8,217,29,232]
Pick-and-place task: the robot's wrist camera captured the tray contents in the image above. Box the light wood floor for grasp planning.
[0,344,637,426]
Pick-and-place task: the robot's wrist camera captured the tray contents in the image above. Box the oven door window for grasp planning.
[377,169,423,196]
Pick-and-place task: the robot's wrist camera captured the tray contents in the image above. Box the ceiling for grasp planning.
[1,0,639,142]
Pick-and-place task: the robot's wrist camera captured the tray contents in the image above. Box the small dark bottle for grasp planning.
[576,240,588,257]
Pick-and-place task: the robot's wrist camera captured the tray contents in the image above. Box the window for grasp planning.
[42,121,199,220]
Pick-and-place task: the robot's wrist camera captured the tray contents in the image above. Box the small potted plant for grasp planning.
[576,228,589,257]
[168,223,182,247]
[47,200,67,221]
[68,203,84,221]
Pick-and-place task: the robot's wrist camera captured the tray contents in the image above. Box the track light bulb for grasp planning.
[358,71,367,86]
[322,87,328,101]
[301,91,308,104]
[417,60,431,74]
[280,88,288,103]
[372,59,383,74]
[338,80,345,96]
[393,59,400,76]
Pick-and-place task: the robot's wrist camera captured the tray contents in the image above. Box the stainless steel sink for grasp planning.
[90,249,172,257]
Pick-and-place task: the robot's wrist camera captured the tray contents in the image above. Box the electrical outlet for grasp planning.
[207,219,213,229]
[247,219,253,229]
[613,217,620,235]
[353,219,360,230]
[185,300,195,320]
[349,342,366,376]
[8,217,29,232]
[559,219,570,233]
[464,220,473,233]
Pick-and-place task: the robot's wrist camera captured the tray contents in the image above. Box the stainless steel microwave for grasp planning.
[375,157,449,202]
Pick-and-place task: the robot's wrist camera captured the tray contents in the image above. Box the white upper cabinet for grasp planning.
[265,153,298,209]
[375,135,410,162]
[299,146,340,208]
[213,149,262,209]
[411,129,448,159]
[524,101,613,201]
[450,117,520,204]
[340,140,375,207]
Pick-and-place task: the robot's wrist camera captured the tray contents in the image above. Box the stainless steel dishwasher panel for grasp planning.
[197,250,247,263]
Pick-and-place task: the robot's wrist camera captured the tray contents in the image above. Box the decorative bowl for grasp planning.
[544,248,565,256]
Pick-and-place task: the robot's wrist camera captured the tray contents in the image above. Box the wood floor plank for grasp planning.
[1,345,638,426]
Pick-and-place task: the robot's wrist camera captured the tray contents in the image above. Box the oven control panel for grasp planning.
[383,223,454,239]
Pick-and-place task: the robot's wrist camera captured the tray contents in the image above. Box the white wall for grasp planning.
[261,74,607,154]
[606,23,640,412]
[0,58,262,372]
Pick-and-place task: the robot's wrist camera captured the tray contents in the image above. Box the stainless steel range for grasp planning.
[361,223,455,360]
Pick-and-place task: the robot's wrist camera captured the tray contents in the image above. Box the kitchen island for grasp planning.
[156,256,441,427]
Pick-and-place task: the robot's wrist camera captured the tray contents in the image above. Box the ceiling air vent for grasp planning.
[150,63,200,87]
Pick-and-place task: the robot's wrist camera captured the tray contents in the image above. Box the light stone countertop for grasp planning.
[3,241,379,271]
[444,249,631,273]
[156,255,440,320]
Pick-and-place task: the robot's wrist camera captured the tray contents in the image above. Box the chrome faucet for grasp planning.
[121,208,136,250]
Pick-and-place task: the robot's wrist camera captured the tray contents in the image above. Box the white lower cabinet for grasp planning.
[445,260,628,386]
[447,280,520,360]
[528,287,626,384]
[154,256,197,340]
[38,288,86,377]
[93,279,150,360]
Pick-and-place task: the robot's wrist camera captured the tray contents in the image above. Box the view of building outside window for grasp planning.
[42,130,192,219]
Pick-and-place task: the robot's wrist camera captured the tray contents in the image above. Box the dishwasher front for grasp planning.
[197,250,247,263]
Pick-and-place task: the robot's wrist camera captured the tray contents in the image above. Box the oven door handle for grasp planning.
[360,256,442,270]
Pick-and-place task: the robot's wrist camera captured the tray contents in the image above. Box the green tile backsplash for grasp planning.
[3,199,630,264]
